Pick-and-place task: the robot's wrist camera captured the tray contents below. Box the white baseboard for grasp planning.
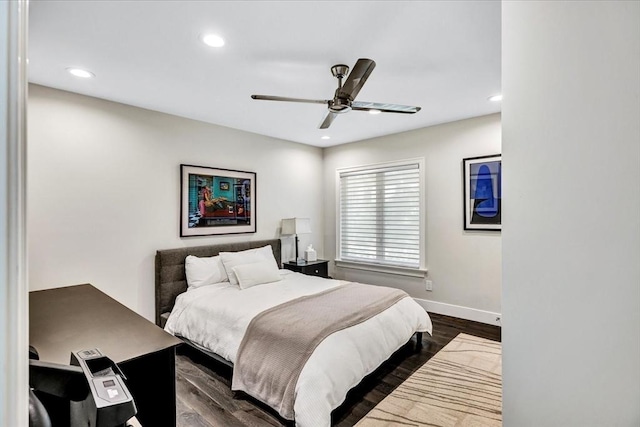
[413,298,502,327]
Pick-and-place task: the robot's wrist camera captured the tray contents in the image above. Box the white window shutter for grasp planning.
[339,162,421,269]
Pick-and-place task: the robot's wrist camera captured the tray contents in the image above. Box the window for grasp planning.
[337,159,425,274]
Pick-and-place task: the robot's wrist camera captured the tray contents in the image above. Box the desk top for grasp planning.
[30,284,181,365]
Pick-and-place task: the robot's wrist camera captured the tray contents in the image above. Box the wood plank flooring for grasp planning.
[175,312,501,427]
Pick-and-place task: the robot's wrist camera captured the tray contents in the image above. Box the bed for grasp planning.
[156,239,432,427]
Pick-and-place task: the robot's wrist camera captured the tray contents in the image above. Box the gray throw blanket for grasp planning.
[231,282,408,420]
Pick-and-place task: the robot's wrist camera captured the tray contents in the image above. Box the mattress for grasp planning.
[165,270,432,427]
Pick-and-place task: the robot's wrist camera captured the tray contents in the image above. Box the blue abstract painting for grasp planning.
[463,155,501,230]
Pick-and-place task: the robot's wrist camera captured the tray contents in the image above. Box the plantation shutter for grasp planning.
[339,162,421,269]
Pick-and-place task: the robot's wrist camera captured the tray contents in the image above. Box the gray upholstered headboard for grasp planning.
[155,238,282,327]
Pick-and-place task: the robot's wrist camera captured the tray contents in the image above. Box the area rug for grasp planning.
[356,333,502,427]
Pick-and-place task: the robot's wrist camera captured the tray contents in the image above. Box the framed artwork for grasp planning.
[180,164,256,237]
[463,154,501,231]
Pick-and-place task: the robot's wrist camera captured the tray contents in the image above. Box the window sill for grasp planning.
[334,259,427,278]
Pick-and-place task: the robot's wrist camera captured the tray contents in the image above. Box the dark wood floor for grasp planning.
[175,312,501,427]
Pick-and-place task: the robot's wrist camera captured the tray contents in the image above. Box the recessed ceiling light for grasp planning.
[202,33,225,48]
[368,109,382,115]
[488,94,502,102]
[321,136,331,140]
[67,68,94,78]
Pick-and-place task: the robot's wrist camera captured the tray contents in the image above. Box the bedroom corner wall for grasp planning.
[1,1,29,424]
[322,113,502,323]
[503,1,640,425]
[27,84,324,320]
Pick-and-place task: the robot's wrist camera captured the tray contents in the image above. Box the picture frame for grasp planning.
[180,164,256,237]
[463,154,501,231]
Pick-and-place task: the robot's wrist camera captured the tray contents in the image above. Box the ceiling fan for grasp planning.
[251,58,421,129]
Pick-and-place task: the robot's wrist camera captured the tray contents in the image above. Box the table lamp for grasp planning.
[281,217,311,263]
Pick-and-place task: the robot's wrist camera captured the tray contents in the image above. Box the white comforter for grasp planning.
[165,270,432,427]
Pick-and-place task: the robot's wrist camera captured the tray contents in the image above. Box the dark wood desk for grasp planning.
[29,284,182,427]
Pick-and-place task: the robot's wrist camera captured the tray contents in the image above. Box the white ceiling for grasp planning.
[28,1,501,148]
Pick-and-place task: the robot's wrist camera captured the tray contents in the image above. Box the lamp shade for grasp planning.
[281,217,311,235]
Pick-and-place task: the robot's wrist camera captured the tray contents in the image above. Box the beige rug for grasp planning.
[356,333,502,427]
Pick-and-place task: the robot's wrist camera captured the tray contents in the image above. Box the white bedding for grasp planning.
[165,270,433,427]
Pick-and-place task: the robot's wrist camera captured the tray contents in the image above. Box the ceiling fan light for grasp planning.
[202,33,225,48]
[369,109,382,115]
[67,68,94,78]
[488,94,502,102]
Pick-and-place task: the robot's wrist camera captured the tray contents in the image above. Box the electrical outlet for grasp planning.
[425,280,433,291]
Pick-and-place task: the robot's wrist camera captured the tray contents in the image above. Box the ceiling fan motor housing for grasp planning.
[330,97,352,113]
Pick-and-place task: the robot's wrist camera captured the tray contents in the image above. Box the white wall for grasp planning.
[1,1,29,425]
[503,1,640,425]
[323,113,502,323]
[28,84,324,320]
[0,15,8,420]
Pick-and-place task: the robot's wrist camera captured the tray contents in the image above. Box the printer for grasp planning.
[29,347,138,427]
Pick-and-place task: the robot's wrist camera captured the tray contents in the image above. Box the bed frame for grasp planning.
[155,238,422,369]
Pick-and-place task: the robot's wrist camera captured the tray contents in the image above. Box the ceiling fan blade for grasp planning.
[337,58,376,101]
[251,94,329,105]
[319,111,338,129]
[352,101,421,114]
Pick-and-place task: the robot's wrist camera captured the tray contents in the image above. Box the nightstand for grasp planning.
[283,259,329,278]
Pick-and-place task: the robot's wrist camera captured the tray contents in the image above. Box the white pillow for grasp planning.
[184,255,229,289]
[233,260,282,290]
[219,245,278,286]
